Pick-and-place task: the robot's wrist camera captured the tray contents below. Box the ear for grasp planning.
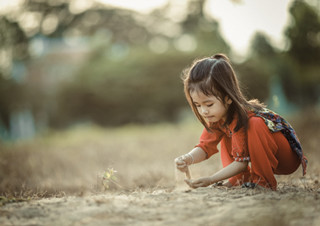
[225,96,232,105]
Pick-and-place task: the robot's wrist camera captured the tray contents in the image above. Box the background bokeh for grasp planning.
[0,0,319,139]
[0,0,319,195]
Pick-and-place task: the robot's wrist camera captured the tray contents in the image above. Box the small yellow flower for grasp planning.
[102,168,119,189]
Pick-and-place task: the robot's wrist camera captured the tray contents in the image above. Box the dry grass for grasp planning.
[0,109,319,203]
[0,120,211,198]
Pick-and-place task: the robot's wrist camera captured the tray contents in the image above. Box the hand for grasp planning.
[174,154,192,173]
[184,176,214,189]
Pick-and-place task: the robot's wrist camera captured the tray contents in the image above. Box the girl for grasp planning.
[175,54,307,190]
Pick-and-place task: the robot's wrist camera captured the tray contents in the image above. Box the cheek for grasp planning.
[217,105,227,114]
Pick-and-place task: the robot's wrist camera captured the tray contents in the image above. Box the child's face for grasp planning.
[190,91,231,123]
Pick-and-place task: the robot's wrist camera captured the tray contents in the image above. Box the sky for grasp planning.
[97,0,293,55]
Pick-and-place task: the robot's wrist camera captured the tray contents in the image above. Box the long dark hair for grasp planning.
[182,53,264,132]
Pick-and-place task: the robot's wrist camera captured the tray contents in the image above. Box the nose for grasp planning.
[201,107,209,115]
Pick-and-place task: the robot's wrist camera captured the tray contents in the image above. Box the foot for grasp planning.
[242,182,270,190]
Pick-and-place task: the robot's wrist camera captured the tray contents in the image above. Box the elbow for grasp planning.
[239,161,248,171]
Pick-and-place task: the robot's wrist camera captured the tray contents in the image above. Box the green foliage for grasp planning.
[282,0,320,105]
[52,49,190,127]
[0,17,29,61]
[285,0,320,64]
[0,76,30,130]
[242,0,320,107]
[1,0,232,129]
[102,168,120,189]
[250,32,275,58]
[236,32,277,102]
[0,195,28,206]
[50,9,231,128]
[280,58,320,105]
[1,0,319,131]
[235,60,270,102]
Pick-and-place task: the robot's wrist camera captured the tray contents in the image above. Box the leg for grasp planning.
[272,131,300,175]
[247,117,279,190]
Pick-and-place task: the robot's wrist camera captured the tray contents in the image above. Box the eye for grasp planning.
[207,104,213,107]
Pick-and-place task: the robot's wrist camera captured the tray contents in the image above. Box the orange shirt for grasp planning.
[196,114,250,162]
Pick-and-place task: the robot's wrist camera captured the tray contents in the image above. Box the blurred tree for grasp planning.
[0,75,30,131]
[8,0,153,44]
[0,76,16,130]
[282,0,320,105]
[285,0,320,64]
[0,0,156,130]
[235,32,278,102]
[250,32,276,58]
[1,0,233,129]
[51,0,232,127]
[0,17,29,129]
[235,60,270,103]
[0,17,29,65]
[182,0,206,31]
[181,0,230,54]
[238,0,320,108]
[53,49,192,127]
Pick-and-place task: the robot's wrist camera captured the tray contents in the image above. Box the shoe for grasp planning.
[241,182,257,189]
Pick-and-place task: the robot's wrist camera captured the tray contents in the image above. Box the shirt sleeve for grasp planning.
[195,128,223,159]
[231,127,250,162]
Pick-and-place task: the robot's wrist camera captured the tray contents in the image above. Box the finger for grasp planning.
[177,167,188,173]
[190,182,202,188]
[175,159,186,165]
[176,160,186,165]
[184,179,196,189]
[175,161,184,167]
[190,179,201,184]
[176,162,187,168]
[184,179,191,186]
[188,179,206,188]
[176,163,187,168]
[196,182,205,188]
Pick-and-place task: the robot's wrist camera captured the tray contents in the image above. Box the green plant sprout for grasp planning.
[102,168,121,189]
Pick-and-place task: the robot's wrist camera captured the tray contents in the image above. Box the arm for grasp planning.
[185,161,248,188]
[175,147,207,172]
[186,147,207,164]
[175,127,222,168]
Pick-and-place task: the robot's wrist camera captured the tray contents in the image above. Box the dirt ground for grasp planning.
[0,112,319,226]
[1,184,320,226]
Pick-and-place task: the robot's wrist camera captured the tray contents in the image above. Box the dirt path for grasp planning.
[1,185,320,226]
